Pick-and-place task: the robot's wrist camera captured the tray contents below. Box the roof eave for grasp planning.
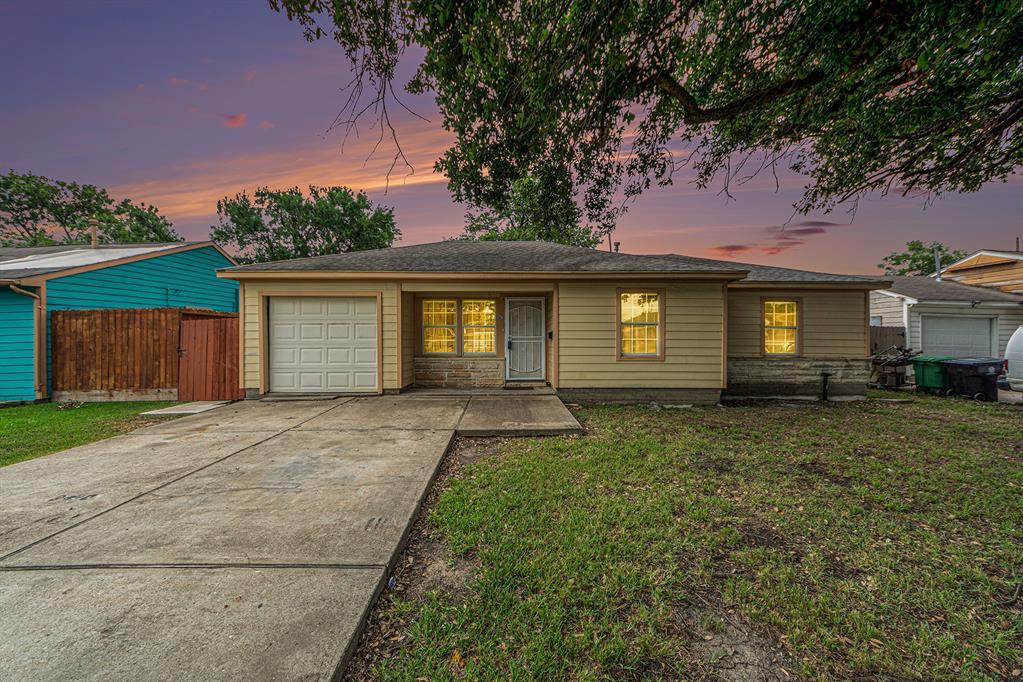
[728,280,890,290]
[11,241,227,285]
[217,269,751,281]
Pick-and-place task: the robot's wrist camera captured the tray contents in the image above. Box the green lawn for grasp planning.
[0,401,178,467]
[358,394,1022,681]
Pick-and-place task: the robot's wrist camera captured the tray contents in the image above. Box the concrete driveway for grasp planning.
[0,394,580,680]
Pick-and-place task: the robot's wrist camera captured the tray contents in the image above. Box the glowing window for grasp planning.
[763,301,799,355]
[461,300,496,354]
[620,292,660,356]
[423,300,457,354]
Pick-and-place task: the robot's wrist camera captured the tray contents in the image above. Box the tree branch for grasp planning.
[656,69,827,125]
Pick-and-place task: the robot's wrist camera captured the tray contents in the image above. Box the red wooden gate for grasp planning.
[179,314,244,401]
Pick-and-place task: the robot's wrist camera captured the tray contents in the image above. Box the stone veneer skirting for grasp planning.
[724,357,870,399]
[413,357,505,388]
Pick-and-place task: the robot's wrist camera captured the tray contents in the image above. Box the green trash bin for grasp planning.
[911,355,954,393]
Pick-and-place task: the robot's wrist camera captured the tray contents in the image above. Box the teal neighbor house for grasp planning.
[0,242,238,402]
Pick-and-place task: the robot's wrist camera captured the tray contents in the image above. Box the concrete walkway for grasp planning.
[0,394,581,681]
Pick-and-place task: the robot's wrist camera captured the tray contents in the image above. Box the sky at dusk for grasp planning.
[2,0,1020,274]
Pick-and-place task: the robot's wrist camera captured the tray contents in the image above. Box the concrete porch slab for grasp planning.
[456,395,584,436]
[140,401,231,416]
[3,429,453,568]
[132,399,348,435]
[0,430,277,558]
[0,566,383,682]
[296,396,469,431]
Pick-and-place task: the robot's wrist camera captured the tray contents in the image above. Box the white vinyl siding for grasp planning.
[869,292,906,327]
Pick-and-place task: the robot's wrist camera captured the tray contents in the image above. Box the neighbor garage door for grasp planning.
[920,315,993,358]
[268,297,378,393]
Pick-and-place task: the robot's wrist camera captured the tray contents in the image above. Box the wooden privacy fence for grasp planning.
[51,308,243,402]
[870,325,907,354]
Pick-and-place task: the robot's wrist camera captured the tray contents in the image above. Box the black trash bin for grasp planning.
[940,358,1004,401]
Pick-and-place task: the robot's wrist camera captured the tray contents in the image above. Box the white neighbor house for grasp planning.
[870,276,1023,358]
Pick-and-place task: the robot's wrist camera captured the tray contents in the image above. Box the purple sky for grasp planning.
[2,1,1020,273]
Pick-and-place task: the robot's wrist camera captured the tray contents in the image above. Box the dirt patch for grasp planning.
[344,436,503,680]
[796,460,853,487]
[677,593,797,682]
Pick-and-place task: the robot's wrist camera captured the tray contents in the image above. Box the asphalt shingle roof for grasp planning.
[224,240,888,284]
[885,276,1023,304]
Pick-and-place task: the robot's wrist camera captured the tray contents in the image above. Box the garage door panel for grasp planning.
[271,348,298,365]
[326,348,351,364]
[353,372,378,388]
[327,323,351,340]
[326,299,352,315]
[921,316,993,357]
[300,348,324,364]
[353,348,376,364]
[271,324,296,340]
[268,297,378,393]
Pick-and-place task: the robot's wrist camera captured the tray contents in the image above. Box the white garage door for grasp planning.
[268,297,378,393]
[921,315,993,358]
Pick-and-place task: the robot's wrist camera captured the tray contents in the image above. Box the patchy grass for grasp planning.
[0,401,178,467]
[354,394,1022,681]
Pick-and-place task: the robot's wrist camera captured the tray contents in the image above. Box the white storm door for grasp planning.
[506,298,545,380]
[268,296,378,393]
[920,315,994,358]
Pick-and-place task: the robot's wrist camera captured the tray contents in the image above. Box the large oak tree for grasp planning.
[270,0,1022,236]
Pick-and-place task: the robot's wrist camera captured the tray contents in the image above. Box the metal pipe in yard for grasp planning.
[820,371,831,402]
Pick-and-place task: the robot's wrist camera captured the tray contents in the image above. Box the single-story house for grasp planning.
[939,249,1023,295]
[218,241,889,403]
[869,276,1023,357]
[0,242,239,402]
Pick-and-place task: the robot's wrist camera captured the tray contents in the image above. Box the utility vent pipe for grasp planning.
[934,246,942,281]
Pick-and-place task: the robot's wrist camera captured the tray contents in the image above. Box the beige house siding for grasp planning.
[400,290,414,388]
[869,292,906,327]
[908,304,1023,357]
[557,282,725,389]
[240,279,400,391]
[728,289,868,358]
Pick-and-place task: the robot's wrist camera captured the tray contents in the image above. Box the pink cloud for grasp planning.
[709,244,755,257]
[244,69,257,82]
[258,120,274,129]
[167,76,189,87]
[219,112,248,128]
[761,241,804,255]
[135,83,145,92]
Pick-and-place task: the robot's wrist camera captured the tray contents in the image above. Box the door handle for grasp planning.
[507,339,512,349]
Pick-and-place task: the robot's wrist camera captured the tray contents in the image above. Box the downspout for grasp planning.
[5,283,44,400]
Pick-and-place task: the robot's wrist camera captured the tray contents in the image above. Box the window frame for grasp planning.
[616,288,666,362]
[421,299,458,356]
[419,297,499,357]
[761,297,802,357]
[460,299,498,356]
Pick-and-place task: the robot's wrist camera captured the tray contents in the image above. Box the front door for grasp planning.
[506,298,545,381]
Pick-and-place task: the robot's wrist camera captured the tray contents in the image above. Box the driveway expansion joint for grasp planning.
[0,562,388,572]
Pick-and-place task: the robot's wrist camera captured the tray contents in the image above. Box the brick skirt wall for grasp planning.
[413,357,505,388]
[725,357,870,398]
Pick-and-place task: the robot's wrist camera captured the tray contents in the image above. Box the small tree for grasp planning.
[0,170,180,246]
[880,241,966,276]
[460,170,603,248]
[210,185,399,264]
